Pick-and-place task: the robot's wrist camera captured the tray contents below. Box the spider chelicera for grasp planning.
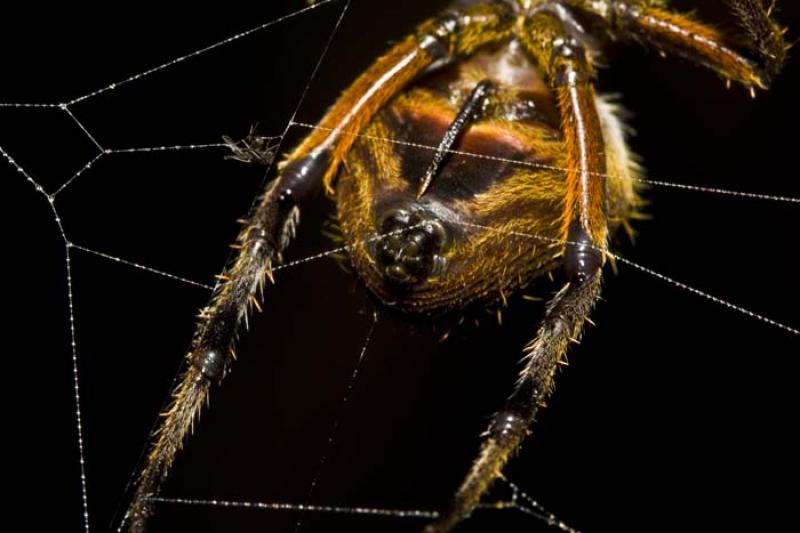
[125,1,787,531]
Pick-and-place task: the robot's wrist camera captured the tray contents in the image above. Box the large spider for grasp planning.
[125,1,787,531]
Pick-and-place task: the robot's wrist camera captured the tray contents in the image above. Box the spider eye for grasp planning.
[374,207,449,286]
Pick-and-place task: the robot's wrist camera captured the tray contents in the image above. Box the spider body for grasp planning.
[124,1,787,531]
[338,38,640,313]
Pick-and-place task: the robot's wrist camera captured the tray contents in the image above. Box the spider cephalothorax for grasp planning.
[124,1,787,531]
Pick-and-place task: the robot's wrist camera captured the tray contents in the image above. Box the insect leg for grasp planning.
[565,0,787,89]
[124,4,516,532]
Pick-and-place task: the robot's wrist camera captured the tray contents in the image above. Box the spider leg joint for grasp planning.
[278,148,330,207]
[565,221,604,284]
[489,410,529,444]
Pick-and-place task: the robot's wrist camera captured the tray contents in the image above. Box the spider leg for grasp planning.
[565,0,787,89]
[424,277,603,533]
[124,4,515,532]
[288,0,515,194]
[519,12,609,279]
[424,12,609,533]
[123,148,309,533]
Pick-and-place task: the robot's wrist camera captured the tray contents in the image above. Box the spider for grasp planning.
[125,1,787,531]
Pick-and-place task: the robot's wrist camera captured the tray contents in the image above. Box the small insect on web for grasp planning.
[222,124,281,167]
[3,1,799,533]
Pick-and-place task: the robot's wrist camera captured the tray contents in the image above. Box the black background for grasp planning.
[3,1,799,532]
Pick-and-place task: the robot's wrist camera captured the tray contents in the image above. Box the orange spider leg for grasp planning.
[519,12,609,278]
[285,0,515,194]
[567,0,787,89]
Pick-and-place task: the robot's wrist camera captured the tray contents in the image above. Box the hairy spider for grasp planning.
[125,1,787,531]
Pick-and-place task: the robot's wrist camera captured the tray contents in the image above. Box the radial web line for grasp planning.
[150,496,439,519]
[273,245,350,272]
[65,241,91,533]
[274,222,429,272]
[609,254,798,335]
[451,221,799,337]
[69,245,215,291]
[108,141,256,154]
[53,139,273,198]
[69,222,433,294]
[289,121,800,204]
[3,0,341,108]
[294,310,379,533]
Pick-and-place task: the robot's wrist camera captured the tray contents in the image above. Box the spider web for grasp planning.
[3,1,799,532]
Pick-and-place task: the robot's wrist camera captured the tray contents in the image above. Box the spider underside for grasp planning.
[124,1,786,531]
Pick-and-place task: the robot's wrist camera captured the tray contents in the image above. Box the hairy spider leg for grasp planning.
[565,0,787,89]
[424,10,609,533]
[124,3,517,532]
